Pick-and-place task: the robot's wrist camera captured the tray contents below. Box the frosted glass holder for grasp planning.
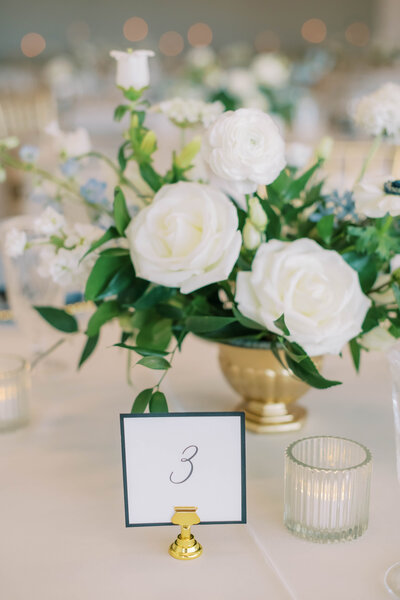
[0,354,30,431]
[284,436,372,543]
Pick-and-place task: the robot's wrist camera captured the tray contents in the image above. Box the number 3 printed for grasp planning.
[169,445,198,484]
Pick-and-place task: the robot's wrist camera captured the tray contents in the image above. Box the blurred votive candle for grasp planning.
[284,436,372,543]
[0,354,30,431]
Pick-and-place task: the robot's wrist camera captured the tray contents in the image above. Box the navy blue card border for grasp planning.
[120,411,247,527]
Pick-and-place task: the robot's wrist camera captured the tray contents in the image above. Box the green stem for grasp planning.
[31,338,66,370]
[126,350,133,387]
[354,134,383,186]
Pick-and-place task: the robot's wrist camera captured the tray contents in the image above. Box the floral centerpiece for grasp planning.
[2,49,400,416]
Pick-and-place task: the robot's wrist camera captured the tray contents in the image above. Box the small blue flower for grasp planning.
[19,145,39,163]
[60,158,80,178]
[80,178,108,205]
[310,190,359,223]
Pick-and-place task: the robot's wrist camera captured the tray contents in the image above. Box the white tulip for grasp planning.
[126,182,242,294]
[353,176,400,218]
[203,108,286,196]
[110,49,155,90]
[235,238,371,356]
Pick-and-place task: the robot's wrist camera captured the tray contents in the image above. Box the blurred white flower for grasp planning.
[391,254,400,272]
[186,47,216,69]
[225,69,258,100]
[203,108,286,195]
[236,238,371,356]
[110,49,154,90]
[362,323,396,352]
[251,53,291,89]
[4,228,27,258]
[286,142,312,169]
[0,136,19,149]
[154,97,224,128]
[353,176,400,218]
[46,121,91,157]
[127,181,241,294]
[34,207,66,236]
[354,83,400,138]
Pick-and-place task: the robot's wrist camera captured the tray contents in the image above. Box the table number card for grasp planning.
[120,412,246,526]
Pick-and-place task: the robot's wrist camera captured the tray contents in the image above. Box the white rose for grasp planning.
[362,323,396,352]
[251,53,290,89]
[353,176,400,218]
[4,228,27,258]
[110,49,154,90]
[34,207,66,236]
[354,83,400,138]
[235,238,371,356]
[203,108,286,195]
[126,181,242,294]
[45,121,91,157]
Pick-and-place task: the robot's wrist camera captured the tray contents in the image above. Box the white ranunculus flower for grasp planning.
[46,121,91,157]
[251,53,291,89]
[34,207,66,236]
[353,176,400,218]
[354,83,400,138]
[203,108,286,195]
[153,97,224,128]
[110,49,154,90]
[362,323,396,352]
[126,181,242,294]
[4,228,27,258]
[235,238,371,356]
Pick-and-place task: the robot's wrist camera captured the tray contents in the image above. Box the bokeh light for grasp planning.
[187,23,213,47]
[345,22,370,47]
[67,21,90,44]
[123,17,148,42]
[301,18,327,44]
[255,30,281,52]
[159,31,184,56]
[21,33,46,57]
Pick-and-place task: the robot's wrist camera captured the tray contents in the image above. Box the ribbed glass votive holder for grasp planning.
[0,354,30,431]
[284,436,372,543]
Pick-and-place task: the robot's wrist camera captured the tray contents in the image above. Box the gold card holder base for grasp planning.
[168,506,203,560]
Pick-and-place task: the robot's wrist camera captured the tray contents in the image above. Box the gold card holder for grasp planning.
[168,507,202,560]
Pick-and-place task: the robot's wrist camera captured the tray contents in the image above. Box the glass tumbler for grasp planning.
[284,436,372,543]
[0,353,31,431]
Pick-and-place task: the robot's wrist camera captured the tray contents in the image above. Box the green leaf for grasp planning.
[99,248,130,257]
[137,356,171,370]
[317,214,335,244]
[349,338,361,372]
[81,227,120,261]
[118,141,130,172]
[133,310,173,351]
[113,186,131,235]
[186,315,237,334]
[232,307,265,331]
[96,262,134,300]
[78,334,99,368]
[34,306,78,333]
[285,353,341,389]
[133,286,176,310]
[131,388,153,413]
[149,391,168,413]
[85,255,128,301]
[139,163,163,192]
[86,301,121,337]
[362,305,387,334]
[286,161,321,200]
[342,252,378,294]
[273,314,290,336]
[114,343,169,357]
[258,198,281,238]
[114,105,130,122]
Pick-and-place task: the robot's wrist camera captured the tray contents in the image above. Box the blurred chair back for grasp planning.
[0,86,57,138]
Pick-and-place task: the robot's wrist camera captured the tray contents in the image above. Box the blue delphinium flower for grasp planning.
[310,190,359,223]
[19,145,39,163]
[80,178,108,205]
[60,158,80,178]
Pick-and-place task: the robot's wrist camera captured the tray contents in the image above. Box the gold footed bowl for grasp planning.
[218,342,321,434]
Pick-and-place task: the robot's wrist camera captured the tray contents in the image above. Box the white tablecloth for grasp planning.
[0,325,398,600]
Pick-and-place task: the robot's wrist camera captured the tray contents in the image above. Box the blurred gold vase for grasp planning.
[218,343,321,434]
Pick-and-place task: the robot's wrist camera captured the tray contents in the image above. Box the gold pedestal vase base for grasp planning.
[219,342,321,435]
[168,533,203,560]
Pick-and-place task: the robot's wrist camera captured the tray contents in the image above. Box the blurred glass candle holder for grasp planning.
[284,436,372,543]
[0,354,31,431]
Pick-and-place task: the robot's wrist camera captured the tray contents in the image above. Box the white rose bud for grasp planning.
[235,238,371,356]
[110,49,155,90]
[203,108,286,196]
[243,220,262,250]
[126,182,242,294]
[316,136,333,162]
[248,197,268,230]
